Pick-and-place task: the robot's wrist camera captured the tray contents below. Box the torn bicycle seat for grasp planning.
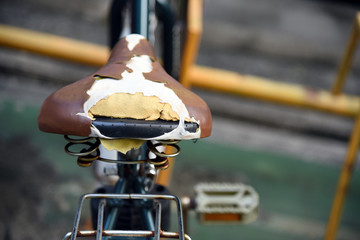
[38,34,212,140]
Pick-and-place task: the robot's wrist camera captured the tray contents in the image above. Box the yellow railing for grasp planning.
[323,12,360,240]
[0,24,109,66]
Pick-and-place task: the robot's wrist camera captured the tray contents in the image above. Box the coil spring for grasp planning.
[64,135,181,170]
[64,135,101,167]
[146,140,181,170]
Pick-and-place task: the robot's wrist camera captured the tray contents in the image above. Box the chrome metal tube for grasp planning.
[96,200,106,240]
[154,201,162,240]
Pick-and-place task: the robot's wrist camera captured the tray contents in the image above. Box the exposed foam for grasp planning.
[79,54,201,140]
[126,34,145,51]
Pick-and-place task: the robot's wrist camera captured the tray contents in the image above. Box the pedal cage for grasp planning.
[195,183,259,224]
[63,193,191,240]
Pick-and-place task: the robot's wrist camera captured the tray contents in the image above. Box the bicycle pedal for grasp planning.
[194,183,259,224]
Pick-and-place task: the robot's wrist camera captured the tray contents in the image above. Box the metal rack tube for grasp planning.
[69,193,186,240]
[96,200,106,240]
[63,230,192,240]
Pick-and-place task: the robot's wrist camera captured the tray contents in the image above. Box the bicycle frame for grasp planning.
[64,194,188,240]
[110,0,179,77]
[101,146,156,234]
[62,1,189,239]
[131,0,149,37]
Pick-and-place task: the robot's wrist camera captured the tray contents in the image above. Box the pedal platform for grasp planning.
[194,183,259,224]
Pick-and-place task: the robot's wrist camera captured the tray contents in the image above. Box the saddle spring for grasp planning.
[64,135,181,170]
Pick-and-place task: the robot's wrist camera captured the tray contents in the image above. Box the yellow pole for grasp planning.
[158,0,203,187]
[324,12,360,240]
[179,0,203,88]
[324,113,360,240]
[188,65,360,117]
[331,13,360,95]
[156,156,175,187]
[0,24,109,66]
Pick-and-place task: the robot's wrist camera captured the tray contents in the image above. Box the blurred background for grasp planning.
[1,0,360,239]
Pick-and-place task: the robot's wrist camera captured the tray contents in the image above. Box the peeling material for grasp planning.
[78,50,201,142]
[100,138,145,154]
[89,92,180,121]
[126,34,145,51]
[37,34,212,141]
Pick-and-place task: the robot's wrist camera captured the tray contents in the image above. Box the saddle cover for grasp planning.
[38,34,212,141]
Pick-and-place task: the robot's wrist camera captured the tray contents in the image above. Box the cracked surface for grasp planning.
[89,92,180,121]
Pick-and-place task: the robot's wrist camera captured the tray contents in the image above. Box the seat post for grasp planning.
[131,0,150,38]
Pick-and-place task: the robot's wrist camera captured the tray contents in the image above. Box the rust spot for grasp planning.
[76,230,96,237]
[150,56,156,62]
[102,231,111,237]
[305,87,321,101]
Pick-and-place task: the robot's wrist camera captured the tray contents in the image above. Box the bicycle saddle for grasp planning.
[38,34,212,141]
